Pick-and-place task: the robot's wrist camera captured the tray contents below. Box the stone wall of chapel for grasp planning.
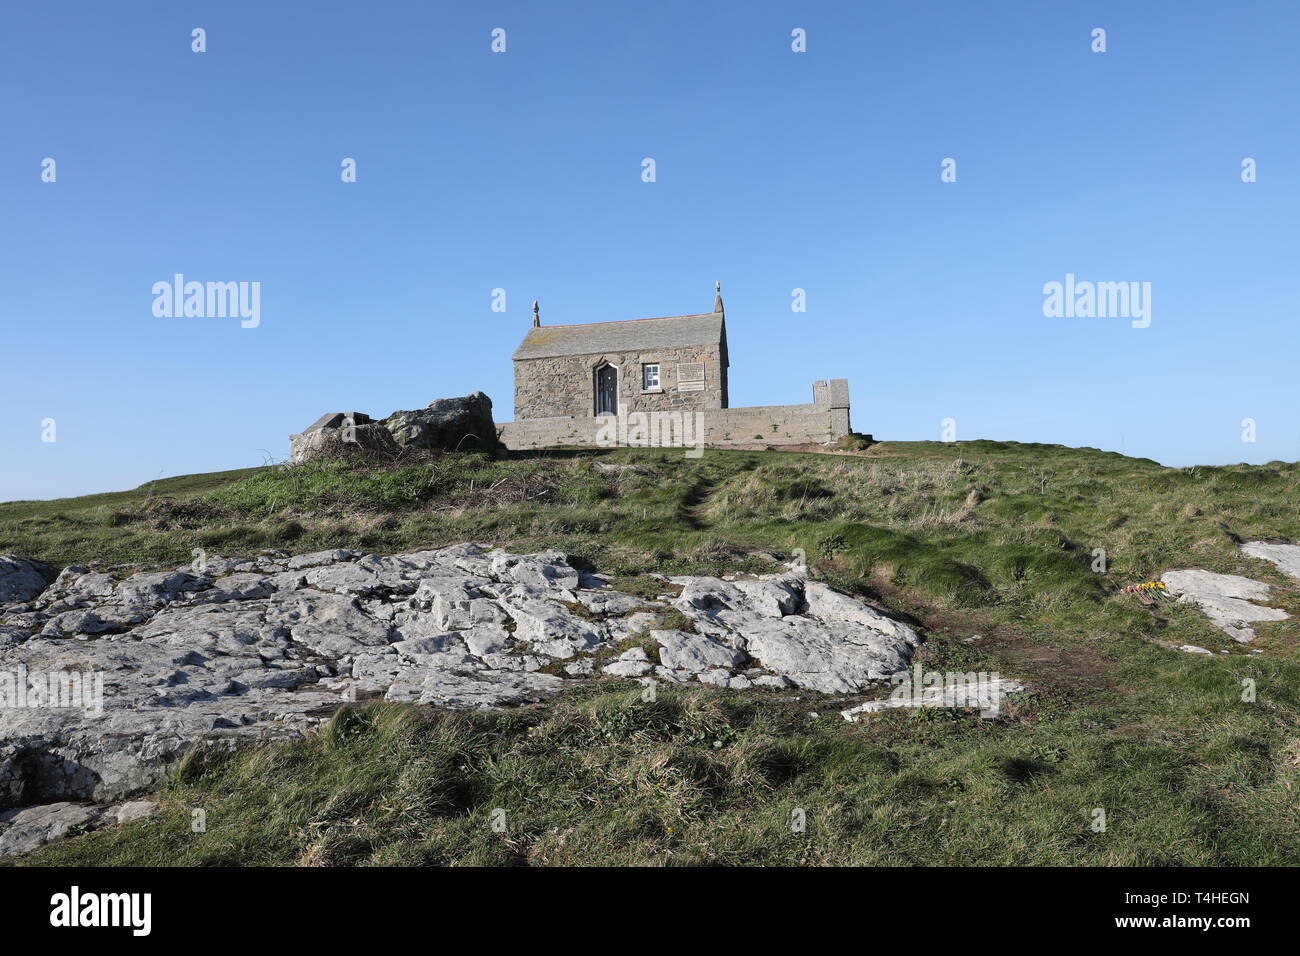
[514,346,726,420]
[499,379,853,450]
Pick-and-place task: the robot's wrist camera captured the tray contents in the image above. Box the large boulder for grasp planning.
[0,556,49,604]
[289,412,400,464]
[383,392,500,452]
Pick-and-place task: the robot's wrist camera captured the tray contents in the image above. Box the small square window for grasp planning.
[642,364,660,390]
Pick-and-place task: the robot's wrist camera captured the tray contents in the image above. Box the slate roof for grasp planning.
[512,312,725,361]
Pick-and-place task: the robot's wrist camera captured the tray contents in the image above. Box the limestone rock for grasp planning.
[383,392,500,452]
[267,591,395,657]
[669,574,919,694]
[0,802,102,856]
[654,630,747,674]
[107,799,160,825]
[575,589,645,615]
[491,550,581,591]
[28,566,115,613]
[1160,569,1288,643]
[0,556,49,604]
[0,797,161,856]
[289,412,399,464]
[738,618,909,694]
[1241,541,1300,580]
[699,669,752,689]
[0,540,922,857]
[732,578,803,617]
[499,594,603,660]
[286,548,363,571]
[603,659,655,677]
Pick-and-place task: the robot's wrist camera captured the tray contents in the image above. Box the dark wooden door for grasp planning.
[596,364,618,415]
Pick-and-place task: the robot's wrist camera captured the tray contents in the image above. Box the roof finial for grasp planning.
[532,300,540,328]
[713,280,724,314]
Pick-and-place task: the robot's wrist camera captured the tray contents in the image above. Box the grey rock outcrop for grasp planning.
[0,798,159,856]
[1241,541,1300,580]
[289,393,501,463]
[289,412,400,464]
[383,392,500,452]
[665,575,919,693]
[1133,542,1300,651]
[0,556,48,604]
[0,544,918,856]
[1160,569,1287,643]
[0,801,102,855]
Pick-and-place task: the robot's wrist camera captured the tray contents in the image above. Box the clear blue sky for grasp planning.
[3,0,1298,501]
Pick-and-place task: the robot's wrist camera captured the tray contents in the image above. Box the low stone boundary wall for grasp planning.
[498,379,851,450]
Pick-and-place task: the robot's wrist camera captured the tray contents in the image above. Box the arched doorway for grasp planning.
[594,363,618,416]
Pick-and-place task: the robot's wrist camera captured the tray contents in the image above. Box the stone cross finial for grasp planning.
[713,280,724,314]
[532,300,540,327]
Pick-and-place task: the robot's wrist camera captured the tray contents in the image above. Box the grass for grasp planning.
[3,440,1300,865]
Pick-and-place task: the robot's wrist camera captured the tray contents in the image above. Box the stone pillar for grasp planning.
[812,379,851,438]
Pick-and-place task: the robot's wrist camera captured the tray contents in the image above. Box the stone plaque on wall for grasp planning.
[677,362,706,392]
